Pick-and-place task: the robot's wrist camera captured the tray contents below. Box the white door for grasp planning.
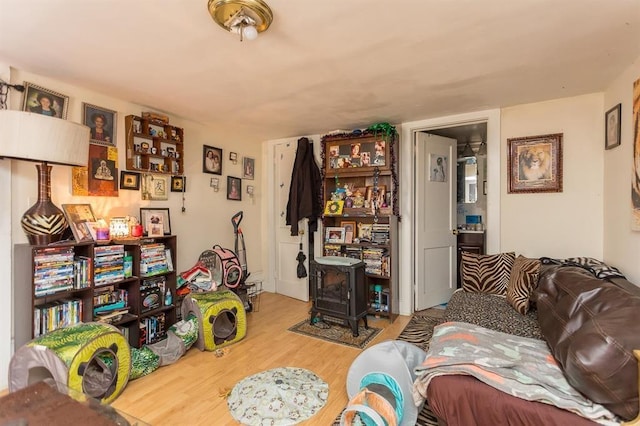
[273,141,309,301]
[415,132,457,310]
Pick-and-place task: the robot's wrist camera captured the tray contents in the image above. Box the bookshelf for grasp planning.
[320,129,400,320]
[14,235,178,349]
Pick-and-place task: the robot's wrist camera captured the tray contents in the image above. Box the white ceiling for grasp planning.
[1,0,639,143]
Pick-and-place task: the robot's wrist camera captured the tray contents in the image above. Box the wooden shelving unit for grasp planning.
[320,130,400,320]
[124,115,184,175]
[14,235,178,349]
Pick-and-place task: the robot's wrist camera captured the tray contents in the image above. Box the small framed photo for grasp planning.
[119,171,140,190]
[83,103,116,146]
[605,103,622,150]
[341,221,356,244]
[507,133,563,194]
[22,82,68,119]
[140,207,171,236]
[365,185,387,209]
[229,152,238,164]
[203,145,222,175]
[141,173,169,200]
[324,200,344,216]
[227,176,242,200]
[61,204,97,243]
[358,223,373,240]
[171,176,186,192]
[243,157,255,180]
[325,227,346,244]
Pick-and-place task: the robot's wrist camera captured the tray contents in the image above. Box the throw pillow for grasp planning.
[506,255,541,315]
[461,251,515,295]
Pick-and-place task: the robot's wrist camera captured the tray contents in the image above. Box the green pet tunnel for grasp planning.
[9,322,131,404]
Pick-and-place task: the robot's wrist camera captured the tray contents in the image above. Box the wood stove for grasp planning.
[309,257,367,336]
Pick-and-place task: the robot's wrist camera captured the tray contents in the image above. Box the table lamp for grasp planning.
[0,110,90,245]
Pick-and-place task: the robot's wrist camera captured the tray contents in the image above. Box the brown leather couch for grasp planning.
[534,264,640,421]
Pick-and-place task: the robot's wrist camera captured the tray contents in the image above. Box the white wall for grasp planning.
[603,55,640,284]
[500,93,605,259]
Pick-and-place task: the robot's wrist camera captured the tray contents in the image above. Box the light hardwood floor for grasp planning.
[111,292,411,425]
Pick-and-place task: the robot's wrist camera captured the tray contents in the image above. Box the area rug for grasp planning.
[228,367,328,425]
[288,318,381,349]
[332,309,444,426]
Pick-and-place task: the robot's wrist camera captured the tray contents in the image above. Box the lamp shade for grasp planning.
[0,110,89,166]
[0,110,90,245]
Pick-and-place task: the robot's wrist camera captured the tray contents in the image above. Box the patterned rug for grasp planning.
[332,309,444,426]
[288,318,381,349]
[228,367,328,425]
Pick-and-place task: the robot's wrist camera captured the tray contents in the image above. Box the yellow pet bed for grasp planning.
[9,322,131,404]
[181,290,246,351]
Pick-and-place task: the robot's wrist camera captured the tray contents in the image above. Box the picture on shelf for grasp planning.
[358,223,373,241]
[140,207,171,236]
[325,227,346,244]
[324,200,344,216]
[340,220,356,243]
[326,138,386,169]
[365,185,387,209]
[61,204,97,243]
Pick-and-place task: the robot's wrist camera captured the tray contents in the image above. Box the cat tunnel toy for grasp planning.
[180,289,246,351]
[341,340,427,426]
[9,322,131,404]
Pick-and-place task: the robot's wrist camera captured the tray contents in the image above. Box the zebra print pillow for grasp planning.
[506,255,541,315]
[461,251,515,295]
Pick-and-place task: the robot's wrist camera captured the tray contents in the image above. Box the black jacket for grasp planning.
[286,137,322,236]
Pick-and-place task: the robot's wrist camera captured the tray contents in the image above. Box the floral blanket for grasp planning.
[413,322,620,425]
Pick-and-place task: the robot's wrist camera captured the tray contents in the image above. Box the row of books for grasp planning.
[140,243,172,277]
[371,224,390,244]
[94,245,125,286]
[93,287,129,311]
[34,299,83,337]
[363,247,390,277]
[139,313,166,346]
[33,246,76,297]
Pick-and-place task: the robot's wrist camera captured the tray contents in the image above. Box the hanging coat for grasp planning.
[286,137,322,236]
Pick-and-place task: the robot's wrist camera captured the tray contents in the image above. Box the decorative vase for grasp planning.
[20,163,68,245]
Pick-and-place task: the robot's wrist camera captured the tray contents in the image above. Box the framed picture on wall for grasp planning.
[22,82,68,119]
[507,133,563,194]
[605,103,621,150]
[203,145,222,175]
[83,103,117,146]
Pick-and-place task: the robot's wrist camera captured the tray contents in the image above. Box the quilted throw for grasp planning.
[413,322,620,425]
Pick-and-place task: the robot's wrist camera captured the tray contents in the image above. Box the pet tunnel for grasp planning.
[341,340,427,426]
[181,290,246,351]
[9,322,131,404]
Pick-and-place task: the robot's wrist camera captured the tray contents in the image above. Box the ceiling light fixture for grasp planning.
[208,0,273,42]
[477,140,487,156]
[461,141,475,157]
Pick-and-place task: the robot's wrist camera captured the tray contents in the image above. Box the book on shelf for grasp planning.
[324,244,343,257]
[34,298,83,337]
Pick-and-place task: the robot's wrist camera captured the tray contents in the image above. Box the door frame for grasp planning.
[399,109,501,315]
